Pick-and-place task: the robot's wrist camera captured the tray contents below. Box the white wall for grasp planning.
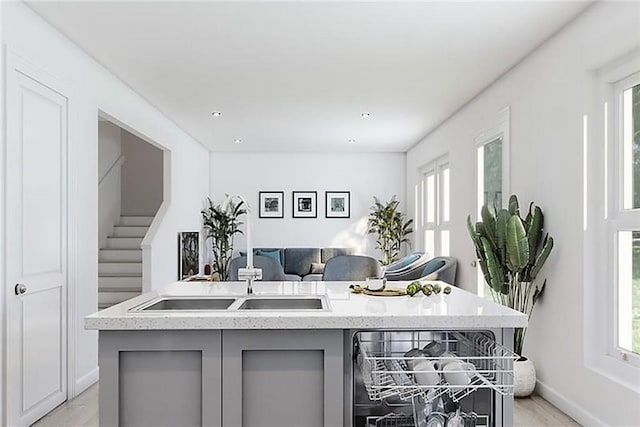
[1,2,210,401]
[406,3,639,425]
[0,1,5,422]
[210,152,407,260]
[121,129,163,216]
[98,121,122,248]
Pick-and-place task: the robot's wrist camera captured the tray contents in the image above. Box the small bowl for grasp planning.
[422,341,445,357]
[403,348,424,370]
[413,360,440,386]
[442,361,475,386]
[435,352,456,370]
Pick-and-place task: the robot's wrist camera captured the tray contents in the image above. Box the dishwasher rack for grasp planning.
[366,411,489,427]
[355,331,518,404]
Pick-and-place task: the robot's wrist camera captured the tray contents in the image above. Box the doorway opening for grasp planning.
[98,115,164,309]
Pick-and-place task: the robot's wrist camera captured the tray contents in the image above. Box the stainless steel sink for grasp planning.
[132,297,237,311]
[128,295,330,312]
[237,296,328,311]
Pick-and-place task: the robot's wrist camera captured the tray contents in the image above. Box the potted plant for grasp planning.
[367,196,414,265]
[467,194,554,397]
[201,197,246,281]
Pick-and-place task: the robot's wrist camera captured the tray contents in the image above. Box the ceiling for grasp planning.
[28,1,591,153]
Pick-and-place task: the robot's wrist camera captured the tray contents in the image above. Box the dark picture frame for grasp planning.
[292,191,317,218]
[325,191,350,218]
[178,231,199,279]
[259,191,284,218]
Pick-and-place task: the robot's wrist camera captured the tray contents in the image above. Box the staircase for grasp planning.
[98,215,153,309]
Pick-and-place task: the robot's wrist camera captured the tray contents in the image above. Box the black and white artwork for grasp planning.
[259,191,284,218]
[292,191,317,218]
[178,231,199,279]
[325,191,350,218]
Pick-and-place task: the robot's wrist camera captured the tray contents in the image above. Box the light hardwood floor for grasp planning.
[33,383,580,426]
[514,394,580,426]
[32,384,98,427]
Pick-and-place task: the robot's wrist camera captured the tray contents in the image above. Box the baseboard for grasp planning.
[74,367,99,398]
[535,379,608,427]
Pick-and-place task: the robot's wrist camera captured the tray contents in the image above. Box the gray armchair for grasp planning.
[417,256,457,285]
[228,255,286,281]
[322,255,382,281]
[383,252,431,281]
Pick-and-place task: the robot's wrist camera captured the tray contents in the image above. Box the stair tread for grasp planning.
[99,215,149,309]
[99,260,142,263]
[98,273,142,279]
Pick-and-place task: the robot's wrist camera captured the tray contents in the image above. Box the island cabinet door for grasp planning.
[222,329,344,427]
[98,330,223,427]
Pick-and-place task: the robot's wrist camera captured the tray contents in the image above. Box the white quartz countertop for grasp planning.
[86,281,527,330]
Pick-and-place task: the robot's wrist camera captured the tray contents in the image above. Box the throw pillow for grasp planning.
[310,262,325,274]
[256,249,283,266]
[386,253,422,272]
[239,249,260,258]
[422,259,445,276]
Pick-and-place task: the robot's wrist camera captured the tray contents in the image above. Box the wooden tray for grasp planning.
[350,285,406,297]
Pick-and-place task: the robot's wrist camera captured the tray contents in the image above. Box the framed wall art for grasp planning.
[292,191,317,218]
[178,231,199,279]
[259,191,284,218]
[325,191,350,218]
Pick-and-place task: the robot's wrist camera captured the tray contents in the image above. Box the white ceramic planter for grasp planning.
[514,356,536,397]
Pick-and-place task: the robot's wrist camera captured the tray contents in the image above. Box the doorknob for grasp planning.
[14,283,27,295]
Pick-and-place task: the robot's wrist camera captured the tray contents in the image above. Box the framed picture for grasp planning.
[178,231,199,279]
[259,191,284,218]
[325,191,350,218]
[292,191,317,218]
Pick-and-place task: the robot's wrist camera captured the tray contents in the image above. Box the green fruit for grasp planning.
[432,284,442,294]
[443,286,452,295]
[406,282,422,296]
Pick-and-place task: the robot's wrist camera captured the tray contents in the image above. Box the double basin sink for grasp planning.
[129,295,330,312]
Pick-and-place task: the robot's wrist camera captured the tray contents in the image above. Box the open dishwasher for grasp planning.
[351,330,518,427]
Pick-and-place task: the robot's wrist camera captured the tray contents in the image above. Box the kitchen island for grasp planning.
[86,281,526,427]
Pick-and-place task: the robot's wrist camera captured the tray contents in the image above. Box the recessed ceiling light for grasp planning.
[348,139,356,144]
[233,139,242,144]
[211,111,222,117]
[361,112,371,118]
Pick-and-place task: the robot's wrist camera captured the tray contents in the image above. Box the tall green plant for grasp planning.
[367,196,413,265]
[467,195,554,355]
[201,197,246,281]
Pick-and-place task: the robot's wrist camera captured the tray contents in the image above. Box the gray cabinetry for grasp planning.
[98,329,344,427]
[222,329,344,427]
[98,330,223,427]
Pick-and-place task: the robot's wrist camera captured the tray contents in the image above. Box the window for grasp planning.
[419,156,450,257]
[585,59,639,389]
[612,73,640,363]
[474,107,510,296]
[575,56,640,393]
[617,230,639,356]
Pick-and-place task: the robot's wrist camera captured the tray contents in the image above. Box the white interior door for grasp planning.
[5,54,68,426]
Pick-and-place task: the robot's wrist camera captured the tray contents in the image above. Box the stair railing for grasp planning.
[99,155,125,186]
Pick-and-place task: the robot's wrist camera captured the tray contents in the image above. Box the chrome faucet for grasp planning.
[222,194,262,294]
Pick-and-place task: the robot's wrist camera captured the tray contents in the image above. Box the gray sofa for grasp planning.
[235,247,355,281]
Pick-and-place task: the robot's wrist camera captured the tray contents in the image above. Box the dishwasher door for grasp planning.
[350,329,517,427]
